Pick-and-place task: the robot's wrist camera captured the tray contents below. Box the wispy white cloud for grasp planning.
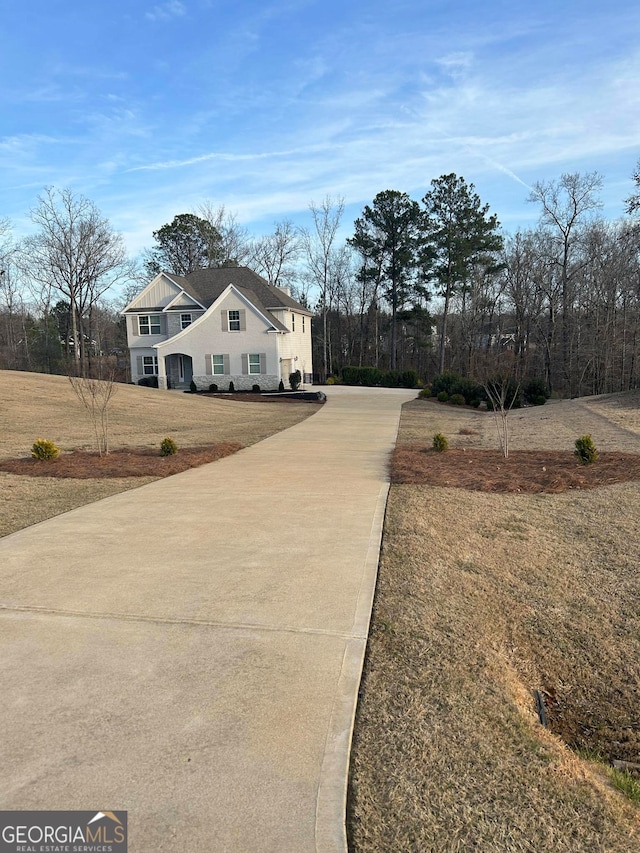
[126,145,332,172]
[146,0,186,22]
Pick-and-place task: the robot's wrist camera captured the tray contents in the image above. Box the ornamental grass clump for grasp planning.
[432,433,448,452]
[160,437,178,457]
[31,438,60,460]
[575,435,598,464]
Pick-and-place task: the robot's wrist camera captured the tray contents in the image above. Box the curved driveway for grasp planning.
[0,386,415,853]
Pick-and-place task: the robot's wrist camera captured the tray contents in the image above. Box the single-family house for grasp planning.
[122,267,313,391]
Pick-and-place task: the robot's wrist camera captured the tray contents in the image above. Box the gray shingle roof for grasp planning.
[169,267,311,316]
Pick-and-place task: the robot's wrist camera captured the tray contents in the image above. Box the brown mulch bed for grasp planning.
[392,447,640,493]
[0,444,242,479]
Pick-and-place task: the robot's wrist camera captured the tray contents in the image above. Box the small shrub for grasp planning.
[289,369,302,391]
[31,438,60,460]
[437,390,449,403]
[360,366,382,386]
[471,398,481,408]
[380,370,400,387]
[431,371,461,396]
[189,379,197,393]
[575,435,598,464]
[433,433,448,452]
[523,377,549,405]
[450,393,465,406]
[160,437,178,457]
[400,369,419,388]
[326,376,339,385]
[209,383,218,393]
[252,384,261,393]
[340,366,381,386]
[418,387,432,399]
[278,379,285,392]
[228,381,235,393]
[431,372,484,404]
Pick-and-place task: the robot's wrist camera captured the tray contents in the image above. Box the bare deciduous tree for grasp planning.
[483,375,520,459]
[528,172,603,395]
[249,220,301,290]
[303,196,345,377]
[22,187,134,373]
[68,359,118,455]
[196,201,251,266]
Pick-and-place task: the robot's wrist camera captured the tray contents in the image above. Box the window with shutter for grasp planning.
[248,354,261,374]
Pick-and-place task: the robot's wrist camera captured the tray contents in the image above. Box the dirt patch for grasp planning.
[392,447,640,492]
[0,444,241,479]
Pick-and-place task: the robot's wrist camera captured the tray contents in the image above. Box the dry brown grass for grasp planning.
[349,392,640,852]
[0,370,319,537]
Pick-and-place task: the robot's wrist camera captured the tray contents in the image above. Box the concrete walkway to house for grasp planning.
[0,386,415,853]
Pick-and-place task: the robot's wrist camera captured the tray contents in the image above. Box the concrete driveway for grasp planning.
[0,386,415,852]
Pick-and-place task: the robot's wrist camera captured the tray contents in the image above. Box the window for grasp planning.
[212,355,225,375]
[181,313,192,329]
[139,315,162,335]
[143,356,158,375]
[292,313,296,331]
[248,354,262,374]
[302,315,305,333]
[228,309,240,331]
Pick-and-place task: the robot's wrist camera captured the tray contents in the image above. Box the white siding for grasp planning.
[156,291,281,390]
[271,309,313,384]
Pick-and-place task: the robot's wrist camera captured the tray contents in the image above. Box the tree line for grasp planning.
[2,165,640,395]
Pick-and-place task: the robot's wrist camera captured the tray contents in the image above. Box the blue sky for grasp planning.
[2,0,639,255]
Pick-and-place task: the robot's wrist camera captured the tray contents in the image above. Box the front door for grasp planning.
[281,358,292,385]
[178,356,193,386]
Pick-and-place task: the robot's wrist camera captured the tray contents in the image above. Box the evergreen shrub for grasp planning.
[433,433,448,452]
[228,381,235,393]
[400,369,419,388]
[289,369,302,390]
[524,378,549,405]
[380,370,400,387]
[450,393,465,406]
[252,384,261,393]
[575,435,598,464]
[189,379,197,393]
[431,372,484,404]
[160,437,178,457]
[437,391,449,403]
[31,438,60,460]
[209,383,218,392]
